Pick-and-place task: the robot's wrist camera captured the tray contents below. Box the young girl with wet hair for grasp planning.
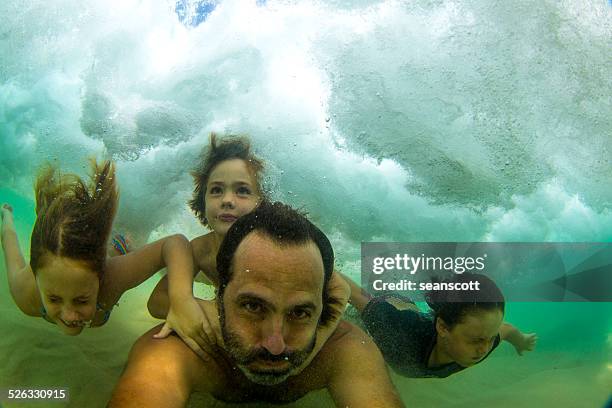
[1,160,194,336]
[147,133,350,361]
[344,272,537,378]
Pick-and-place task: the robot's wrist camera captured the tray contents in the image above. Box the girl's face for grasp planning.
[36,255,100,335]
[205,158,261,236]
[436,308,503,367]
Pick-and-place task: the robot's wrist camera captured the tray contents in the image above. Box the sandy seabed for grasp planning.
[0,264,610,408]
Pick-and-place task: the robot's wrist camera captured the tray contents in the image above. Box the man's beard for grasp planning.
[220,307,317,385]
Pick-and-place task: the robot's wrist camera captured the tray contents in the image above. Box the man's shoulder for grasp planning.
[327,320,370,343]
[307,321,405,407]
[314,320,381,368]
[128,326,225,390]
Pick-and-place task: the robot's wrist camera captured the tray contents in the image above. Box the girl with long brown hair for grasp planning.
[1,159,194,335]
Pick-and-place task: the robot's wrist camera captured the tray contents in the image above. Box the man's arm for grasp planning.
[107,326,211,408]
[327,323,405,408]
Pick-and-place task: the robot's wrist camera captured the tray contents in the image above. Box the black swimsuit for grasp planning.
[361,295,501,378]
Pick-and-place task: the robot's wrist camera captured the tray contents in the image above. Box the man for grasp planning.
[108,201,404,408]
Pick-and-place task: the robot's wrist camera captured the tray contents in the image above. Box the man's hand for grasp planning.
[153,297,219,360]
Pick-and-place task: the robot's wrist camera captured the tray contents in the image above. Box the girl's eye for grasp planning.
[209,186,222,195]
[75,299,88,305]
[48,297,61,304]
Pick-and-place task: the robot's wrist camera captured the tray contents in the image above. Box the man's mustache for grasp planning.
[241,347,298,364]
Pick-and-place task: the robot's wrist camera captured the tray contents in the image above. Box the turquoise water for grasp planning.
[0,197,610,407]
[1,1,611,407]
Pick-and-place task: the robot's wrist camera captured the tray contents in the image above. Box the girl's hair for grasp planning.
[29,160,118,280]
[425,273,505,328]
[189,133,265,227]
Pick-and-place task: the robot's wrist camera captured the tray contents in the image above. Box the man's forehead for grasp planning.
[229,232,325,293]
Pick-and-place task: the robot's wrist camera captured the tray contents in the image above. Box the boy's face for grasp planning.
[437,309,503,367]
[205,159,260,236]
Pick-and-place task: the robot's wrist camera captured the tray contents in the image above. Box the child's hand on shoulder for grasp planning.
[154,297,218,361]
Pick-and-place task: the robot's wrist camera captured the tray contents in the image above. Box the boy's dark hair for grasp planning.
[425,273,505,328]
[216,200,338,326]
[189,133,265,227]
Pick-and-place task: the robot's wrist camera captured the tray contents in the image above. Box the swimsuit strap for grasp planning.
[40,306,56,324]
[94,302,117,326]
[111,234,129,255]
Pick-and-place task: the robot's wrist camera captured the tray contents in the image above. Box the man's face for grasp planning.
[220,232,324,385]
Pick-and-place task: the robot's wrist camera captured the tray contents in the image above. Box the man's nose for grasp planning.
[261,317,287,356]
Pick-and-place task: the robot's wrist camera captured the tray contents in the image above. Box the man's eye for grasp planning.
[290,309,311,320]
[243,302,262,313]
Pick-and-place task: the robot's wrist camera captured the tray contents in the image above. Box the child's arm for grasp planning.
[500,322,537,355]
[340,272,419,313]
[1,204,40,316]
[105,234,215,358]
[147,235,214,319]
[147,275,171,319]
[339,272,371,313]
[148,272,218,359]
[104,233,193,300]
[147,234,222,360]
[106,234,217,358]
